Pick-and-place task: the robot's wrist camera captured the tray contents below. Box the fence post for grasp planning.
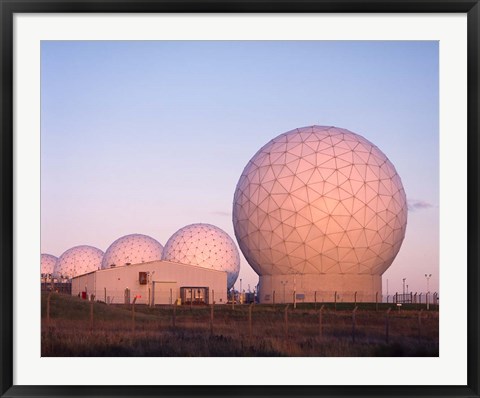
[354,291,357,307]
[375,292,379,311]
[352,306,358,343]
[319,304,325,338]
[284,304,289,341]
[46,292,52,328]
[172,301,176,329]
[190,289,193,310]
[151,281,155,306]
[170,288,173,305]
[426,292,430,310]
[395,292,398,304]
[210,300,214,335]
[314,291,317,311]
[249,303,253,340]
[131,297,137,333]
[334,291,337,311]
[418,309,423,338]
[414,292,417,304]
[104,287,107,303]
[90,299,94,331]
[385,308,391,344]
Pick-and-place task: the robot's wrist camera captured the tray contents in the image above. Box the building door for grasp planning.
[153,282,177,305]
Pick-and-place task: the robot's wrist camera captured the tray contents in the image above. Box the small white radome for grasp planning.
[162,223,240,290]
[41,253,57,277]
[54,245,104,279]
[102,233,164,269]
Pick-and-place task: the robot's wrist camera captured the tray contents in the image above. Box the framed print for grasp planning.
[1,1,479,397]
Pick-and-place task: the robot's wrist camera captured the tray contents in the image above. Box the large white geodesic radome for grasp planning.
[233,126,407,302]
[102,233,164,269]
[41,253,57,277]
[162,223,240,289]
[54,245,104,279]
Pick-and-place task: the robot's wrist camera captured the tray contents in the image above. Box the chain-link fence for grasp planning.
[70,287,232,306]
[259,289,439,306]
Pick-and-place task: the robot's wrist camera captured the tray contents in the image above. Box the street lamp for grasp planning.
[425,273,432,310]
[424,274,432,293]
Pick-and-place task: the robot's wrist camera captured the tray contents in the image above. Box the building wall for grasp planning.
[71,272,95,298]
[71,260,228,305]
[258,273,382,304]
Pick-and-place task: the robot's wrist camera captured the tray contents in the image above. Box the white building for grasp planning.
[71,260,228,305]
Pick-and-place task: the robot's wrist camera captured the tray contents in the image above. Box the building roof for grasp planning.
[70,259,227,281]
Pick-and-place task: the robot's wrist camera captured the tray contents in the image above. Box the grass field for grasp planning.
[42,292,439,357]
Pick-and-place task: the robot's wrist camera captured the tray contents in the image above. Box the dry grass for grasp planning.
[42,293,439,357]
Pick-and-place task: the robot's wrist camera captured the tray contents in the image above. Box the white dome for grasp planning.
[54,245,104,279]
[41,253,57,277]
[233,125,407,277]
[162,223,240,289]
[102,233,164,269]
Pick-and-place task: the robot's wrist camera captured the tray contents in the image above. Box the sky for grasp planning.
[41,41,439,296]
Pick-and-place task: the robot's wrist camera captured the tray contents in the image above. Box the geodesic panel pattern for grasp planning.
[54,245,104,279]
[102,233,164,269]
[233,126,407,277]
[162,223,240,289]
[41,253,57,277]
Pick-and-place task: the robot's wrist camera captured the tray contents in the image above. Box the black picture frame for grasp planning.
[1,1,479,397]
